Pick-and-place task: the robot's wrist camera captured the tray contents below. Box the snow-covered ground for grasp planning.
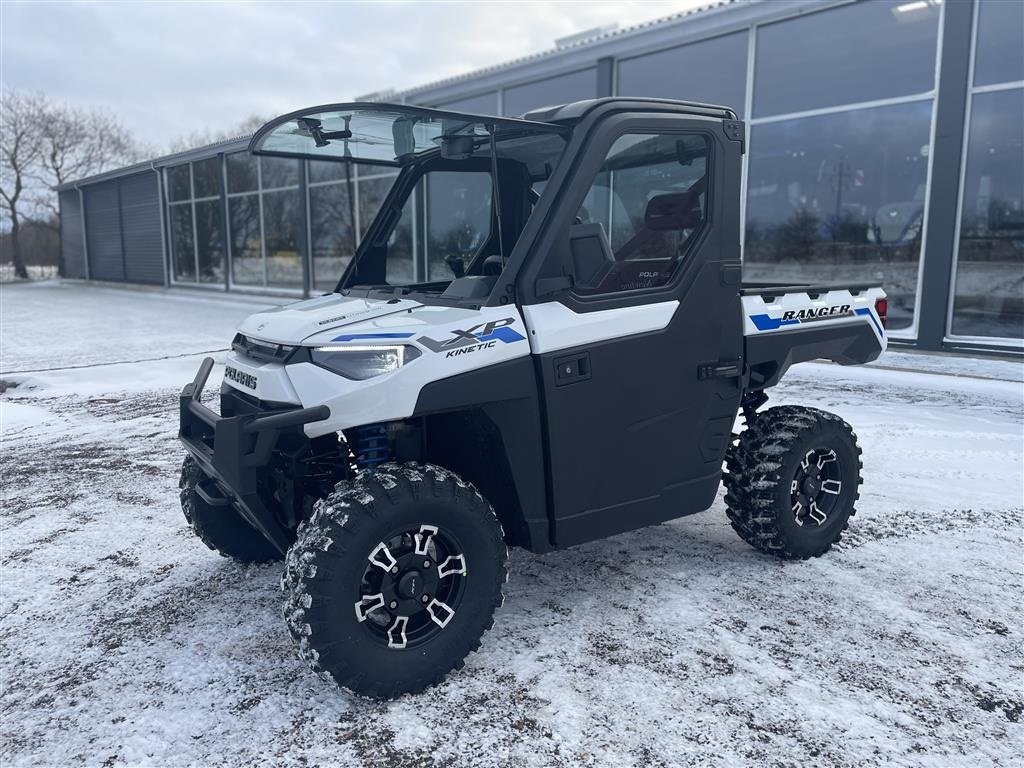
[2,281,1022,767]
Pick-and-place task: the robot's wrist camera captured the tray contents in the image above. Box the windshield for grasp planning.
[339,129,568,296]
[251,103,569,301]
[251,102,563,167]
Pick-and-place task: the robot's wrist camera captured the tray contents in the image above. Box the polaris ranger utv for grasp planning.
[178,99,887,698]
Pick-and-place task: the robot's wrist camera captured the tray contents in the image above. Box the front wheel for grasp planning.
[179,455,281,563]
[724,406,862,559]
[282,462,507,699]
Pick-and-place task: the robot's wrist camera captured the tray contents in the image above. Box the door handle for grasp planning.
[553,351,591,386]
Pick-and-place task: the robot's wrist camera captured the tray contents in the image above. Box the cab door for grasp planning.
[519,112,745,547]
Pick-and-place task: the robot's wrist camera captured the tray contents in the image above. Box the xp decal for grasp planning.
[417,318,526,355]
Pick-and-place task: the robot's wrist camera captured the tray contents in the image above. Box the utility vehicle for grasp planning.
[178,98,887,698]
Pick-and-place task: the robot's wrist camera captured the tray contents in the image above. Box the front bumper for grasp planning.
[178,357,331,553]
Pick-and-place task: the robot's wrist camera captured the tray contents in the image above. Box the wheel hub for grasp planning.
[397,569,424,599]
[801,476,821,496]
[791,447,843,527]
[353,524,467,650]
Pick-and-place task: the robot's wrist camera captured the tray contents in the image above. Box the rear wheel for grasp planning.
[178,455,281,563]
[723,406,862,559]
[282,462,507,699]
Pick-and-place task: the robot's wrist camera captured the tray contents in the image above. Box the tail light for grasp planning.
[874,298,888,329]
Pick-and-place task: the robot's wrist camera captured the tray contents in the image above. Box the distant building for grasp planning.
[57,0,1022,352]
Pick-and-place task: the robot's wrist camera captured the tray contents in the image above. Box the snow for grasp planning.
[2,281,1023,767]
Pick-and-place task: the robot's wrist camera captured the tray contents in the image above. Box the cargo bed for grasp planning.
[740,282,887,390]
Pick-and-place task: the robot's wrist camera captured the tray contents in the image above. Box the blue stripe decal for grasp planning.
[330,332,415,342]
[749,313,800,331]
[475,327,526,343]
[855,307,885,338]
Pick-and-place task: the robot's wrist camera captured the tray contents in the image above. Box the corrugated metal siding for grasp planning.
[119,172,165,285]
[84,180,125,281]
[59,190,87,278]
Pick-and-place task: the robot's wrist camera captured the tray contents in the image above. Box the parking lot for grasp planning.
[2,281,1022,767]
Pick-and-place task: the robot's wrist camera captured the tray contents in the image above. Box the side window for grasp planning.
[571,133,710,295]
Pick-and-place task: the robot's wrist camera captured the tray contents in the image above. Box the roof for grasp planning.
[56,134,254,191]
[523,96,737,124]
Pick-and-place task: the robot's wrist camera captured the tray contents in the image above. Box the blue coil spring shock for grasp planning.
[351,423,391,471]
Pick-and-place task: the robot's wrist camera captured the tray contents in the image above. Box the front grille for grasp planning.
[231,333,297,364]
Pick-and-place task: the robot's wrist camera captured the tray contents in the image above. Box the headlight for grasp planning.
[310,344,422,380]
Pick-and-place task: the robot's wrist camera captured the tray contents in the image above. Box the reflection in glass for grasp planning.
[167,164,191,202]
[308,159,346,185]
[357,171,399,239]
[951,89,1024,339]
[192,157,221,199]
[753,0,938,118]
[262,190,302,287]
[194,199,225,283]
[425,172,492,280]
[169,204,195,281]
[974,0,1024,88]
[744,101,933,330]
[229,194,262,285]
[260,156,299,190]
[226,152,258,193]
[618,32,748,118]
[309,183,356,291]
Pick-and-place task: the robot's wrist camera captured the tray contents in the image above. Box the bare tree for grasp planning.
[0,90,47,278]
[168,114,268,154]
[34,103,145,221]
[1,90,145,278]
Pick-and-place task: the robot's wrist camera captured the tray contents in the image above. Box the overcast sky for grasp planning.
[2,1,706,151]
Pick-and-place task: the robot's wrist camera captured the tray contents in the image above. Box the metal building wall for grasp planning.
[84,180,125,282]
[118,171,165,285]
[58,189,87,279]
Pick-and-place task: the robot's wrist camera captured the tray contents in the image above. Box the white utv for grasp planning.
[178,99,888,698]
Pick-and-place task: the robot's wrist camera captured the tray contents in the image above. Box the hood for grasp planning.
[237,294,422,344]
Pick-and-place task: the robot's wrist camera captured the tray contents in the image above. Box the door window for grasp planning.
[571,133,710,295]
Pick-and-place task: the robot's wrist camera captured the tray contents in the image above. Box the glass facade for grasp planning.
[166,161,224,284]
[502,68,597,116]
[143,0,1021,349]
[617,32,748,118]
[306,162,398,292]
[745,101,933,331]
[972,0,1024,88]
[949,0,1024,341]
[223,154,304,288]
[436,92,500,114]
[752,0,939,117]
[742,0,942,335]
